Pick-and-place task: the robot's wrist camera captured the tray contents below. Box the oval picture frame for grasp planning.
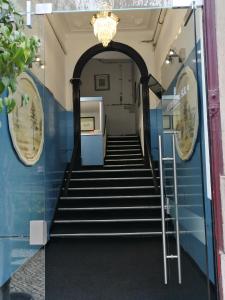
[173,66,199,161]
[8,73,44,166]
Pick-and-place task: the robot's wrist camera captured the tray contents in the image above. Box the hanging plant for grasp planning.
[0,0,40,113]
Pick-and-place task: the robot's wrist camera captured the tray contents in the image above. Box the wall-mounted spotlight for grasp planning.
[169,49,175,56]
[34,55,41,62]
[165,56,172,64]
[165,48,186,65]
[39,62,45,69]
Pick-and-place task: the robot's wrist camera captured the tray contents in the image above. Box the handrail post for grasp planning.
[159,135,168,285]
[64,144,79,197]
[145,133,159,192]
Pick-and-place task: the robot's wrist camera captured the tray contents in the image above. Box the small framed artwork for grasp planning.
[94,74,110,91]
[81,117,95,131]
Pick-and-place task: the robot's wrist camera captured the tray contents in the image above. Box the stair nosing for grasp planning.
[104,164,145,167]
[69,168,153,173]
[64,186,156,191]
[67,177,159,181]
[105,158,144,162]
[54,218,163,223]
[60,195,160,200]
[57,206,161,211]
[50,232,163,237]
[107,149,142,152]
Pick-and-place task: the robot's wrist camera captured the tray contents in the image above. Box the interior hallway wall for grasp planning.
[65,30,155,111]
[81,59,136,135]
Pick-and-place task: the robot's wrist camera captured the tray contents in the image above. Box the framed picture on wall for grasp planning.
[94,74,110,91]
[81,117,95,131]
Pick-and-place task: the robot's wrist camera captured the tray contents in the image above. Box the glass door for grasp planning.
[161,6,217,300]
[3,2,217,300]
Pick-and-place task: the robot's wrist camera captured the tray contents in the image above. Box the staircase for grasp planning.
[51,135,162,238]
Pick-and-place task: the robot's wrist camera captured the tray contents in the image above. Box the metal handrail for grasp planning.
[145,133,159,193]
[64,142,79,197]
[103,116,107,159]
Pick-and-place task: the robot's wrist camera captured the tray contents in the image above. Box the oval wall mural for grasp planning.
[173,66,199,161]
[8,73,44,166]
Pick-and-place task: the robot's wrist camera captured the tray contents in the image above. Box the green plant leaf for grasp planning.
[0,82,5,95]
[0,98,4,113]
[2,76,10,88]
[0,0,39,114]
[4,97,16,113]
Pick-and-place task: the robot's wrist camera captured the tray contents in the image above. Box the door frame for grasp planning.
[71,41,151,165]
[203,1,224,299]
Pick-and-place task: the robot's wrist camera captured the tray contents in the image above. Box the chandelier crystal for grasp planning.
[91,4,119,47]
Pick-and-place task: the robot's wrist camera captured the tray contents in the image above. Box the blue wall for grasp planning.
[81,135,104,166]
[0,73,69,287]
[150,109,163,161]
[66,111,74,162]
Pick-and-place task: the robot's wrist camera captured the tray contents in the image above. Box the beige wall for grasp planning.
[26,10,188,112]
[44,18,66,107]
[65,30,155,111]
[153,9,188,82]
[64,9,187,111]
[26,16,66,108]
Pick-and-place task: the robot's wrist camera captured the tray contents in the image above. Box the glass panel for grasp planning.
[17,0,203,14]
[161,7,216,300]
[0,8,46,299]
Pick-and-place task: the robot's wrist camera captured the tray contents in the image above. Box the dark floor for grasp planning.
[45,237,215,300]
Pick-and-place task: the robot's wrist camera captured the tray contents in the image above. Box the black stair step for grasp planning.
[58,196,161,208]
[105,154,143,159]
[54,209,162,220]
[63,187,158,197]
[107,141,140,146]
[67,168,157,179]
[104,159,145,166]
[51,221,164,237]
[107,145,141,151]
[57,205,161,211]
[108,135,139,141]
[67,178,160,188]
[103,164,146,169]
[106,149,142,154]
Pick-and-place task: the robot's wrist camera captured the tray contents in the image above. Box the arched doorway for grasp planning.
[71,42,151,166]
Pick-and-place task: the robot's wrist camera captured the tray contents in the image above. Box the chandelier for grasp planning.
[91,3,120,47]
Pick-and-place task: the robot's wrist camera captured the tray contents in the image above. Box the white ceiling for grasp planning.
[50,9,161,34]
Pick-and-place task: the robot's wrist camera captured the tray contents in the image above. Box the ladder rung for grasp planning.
[166,255,178,259]
[162,157,174,161]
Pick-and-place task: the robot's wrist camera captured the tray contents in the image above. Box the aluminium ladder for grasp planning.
[159,132,182,285]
